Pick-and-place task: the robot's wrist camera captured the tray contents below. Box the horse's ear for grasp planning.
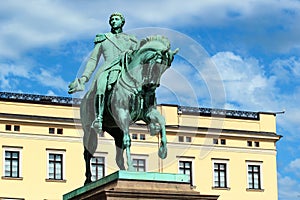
[173,48,179,55]
[139,39,147,48]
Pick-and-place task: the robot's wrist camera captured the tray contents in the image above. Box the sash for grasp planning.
[104,32,128,52]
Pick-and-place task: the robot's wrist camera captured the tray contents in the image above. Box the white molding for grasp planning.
[178,157,195,186]
[46,149,66,180]
[246,160,264,190]
[212,158,230,188]
[131,154,149,172]
[2,146,23,178]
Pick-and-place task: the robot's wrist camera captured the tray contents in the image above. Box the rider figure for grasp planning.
[68,13,139,132]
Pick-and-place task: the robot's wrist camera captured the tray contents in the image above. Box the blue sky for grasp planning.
[1,1,300,199]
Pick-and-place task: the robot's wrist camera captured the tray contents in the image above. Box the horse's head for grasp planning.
[135,35,179,91]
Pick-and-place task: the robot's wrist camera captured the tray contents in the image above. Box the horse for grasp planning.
[80,35,178,185]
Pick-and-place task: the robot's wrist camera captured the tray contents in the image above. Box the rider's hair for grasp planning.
[109,12,125,26]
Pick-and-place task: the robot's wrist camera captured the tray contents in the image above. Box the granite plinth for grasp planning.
[63,171,219,200]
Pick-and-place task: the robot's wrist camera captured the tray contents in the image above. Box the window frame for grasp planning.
[2,146,23,179]
[178,157,195,186]
[131,154,148,172]
[46,149,66,181]
[246,161,264,191]
[91,152,107,181]
[212,159,230,189]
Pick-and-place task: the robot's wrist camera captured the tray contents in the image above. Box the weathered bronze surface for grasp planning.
[68,13,178,185]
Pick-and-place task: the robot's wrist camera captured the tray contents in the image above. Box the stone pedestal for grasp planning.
[63,171,219,200]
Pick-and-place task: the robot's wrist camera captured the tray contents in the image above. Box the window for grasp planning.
[57,128,63,135]
[248,165,261,189]
[214,163,227,188]
[178,136,184,142]
[179,136,192,143]
[5,125,12,131]
[186,136,192,143]
[132,133,138,140]
[133,159,146,172]
[91,157,105,181]
[179,161,193,185]
[47,149,65,181]
[247,141,252,147]
[13,125,20,132]
[49,128,55,134]
[48,154,63,180]
[254,141,260,147]
[4,151,20,178]
[213,138,218,144]
[212,159,229,189]
[220,139,226,145]
[49,128,63,135]
[139,134,145,140]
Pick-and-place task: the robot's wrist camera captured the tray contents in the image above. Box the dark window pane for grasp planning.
[49,128,55,134]
[213,139,218,144]
[140,134,145,140]
[186,136,192,143]
[132,134,138,140]
[247,141,252,147]
[5,125,12,131]
[57,128,63,135]
[220,139,226,145]
[14,125,20,132]
[178,136,184,142]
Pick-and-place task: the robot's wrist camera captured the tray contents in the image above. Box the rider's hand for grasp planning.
[68,78,86,94]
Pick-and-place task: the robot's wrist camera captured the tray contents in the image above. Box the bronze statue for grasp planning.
[68,13,178,185]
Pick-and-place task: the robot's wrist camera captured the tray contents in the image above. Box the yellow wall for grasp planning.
[0,101,280,200]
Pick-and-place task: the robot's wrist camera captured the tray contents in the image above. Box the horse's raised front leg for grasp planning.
[83,147,93,185]
[146,108,168,159]
[158,125,167,159]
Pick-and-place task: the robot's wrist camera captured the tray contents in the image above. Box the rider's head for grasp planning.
[109,12,125,29]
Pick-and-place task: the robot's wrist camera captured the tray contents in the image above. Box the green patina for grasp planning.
[68,13,178,185]
[63,171,189,200]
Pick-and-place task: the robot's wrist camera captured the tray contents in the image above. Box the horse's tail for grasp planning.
[80,93,98,155]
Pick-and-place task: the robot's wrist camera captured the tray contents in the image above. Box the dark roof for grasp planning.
[0,91,263,120]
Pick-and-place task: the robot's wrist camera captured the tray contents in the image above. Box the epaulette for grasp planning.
[128,34,138,43]
[94,34,106,44]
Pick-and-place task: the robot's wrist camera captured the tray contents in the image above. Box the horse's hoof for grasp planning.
[84,179,92,185]
[158,146,167,159]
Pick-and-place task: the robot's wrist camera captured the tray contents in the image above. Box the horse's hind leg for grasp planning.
[113,128,126,170]
[83,147,93,185]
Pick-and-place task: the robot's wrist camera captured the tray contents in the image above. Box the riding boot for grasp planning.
[91,94,104,133]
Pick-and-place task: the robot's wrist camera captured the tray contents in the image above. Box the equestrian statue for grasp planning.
[68,13,178,185]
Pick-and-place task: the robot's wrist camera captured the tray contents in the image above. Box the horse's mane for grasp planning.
[139,35,170,50]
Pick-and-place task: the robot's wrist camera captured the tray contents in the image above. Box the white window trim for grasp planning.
[92,152,107,178]
[246,161,264,190]
[2,146,23,178]
[46,149,66,180]
[131,154,149,172]
[211,158,230,189]
[177,157,195,186]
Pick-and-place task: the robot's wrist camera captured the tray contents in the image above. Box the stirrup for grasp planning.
[91,117,102,132]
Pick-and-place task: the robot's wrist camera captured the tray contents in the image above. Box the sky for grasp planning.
[0,0,299,199]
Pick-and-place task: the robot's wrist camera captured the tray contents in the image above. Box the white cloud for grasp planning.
[33,68,68,92]
[1,0,300,59]
[285,158,300,177]
[278,173,300,200]
[211,51,277,111]
[0,63,32,90]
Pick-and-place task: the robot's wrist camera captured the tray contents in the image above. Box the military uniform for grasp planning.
[81,32,138,131]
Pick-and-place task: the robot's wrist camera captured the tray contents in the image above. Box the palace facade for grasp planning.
[0,92,281,200]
